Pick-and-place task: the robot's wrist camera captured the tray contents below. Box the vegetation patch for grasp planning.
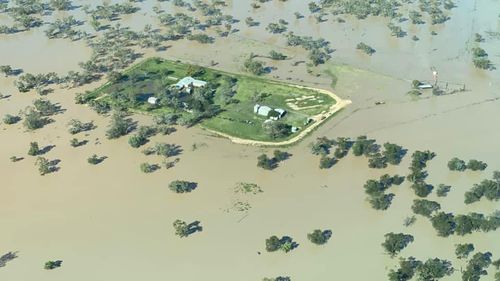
[84,58,337,142]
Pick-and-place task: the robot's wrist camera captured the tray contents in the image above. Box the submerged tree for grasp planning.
[3,114,21,125]
[44,260,62,270]
[35,157,55,175]
[455,243,474,259]
[431,212,456,237]
[168,180,197,193]
[173,219,202,237]
[382,232,414,257]
[23,107,49,130]
[105,111,135,139]
[461,252,492,281]
[416,258,454,281]
[388,256,422,281]
[412,199,441,217]
[27,142,41,156]
[448,157,466,171]
[244,55,266,75]
[307,229,332,245]
[265,236,297,253]
[356,42,376,55]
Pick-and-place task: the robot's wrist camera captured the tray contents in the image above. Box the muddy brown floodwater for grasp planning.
[1,0,499,280]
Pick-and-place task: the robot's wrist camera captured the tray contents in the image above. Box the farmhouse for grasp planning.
[175,76,207,90]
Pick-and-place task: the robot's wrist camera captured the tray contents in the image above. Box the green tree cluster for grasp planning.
[67,119,95,134]
[356,42,376,55]
[464,171,500,204]
[169,180,197,193]
[382,232,414,257]
[173,219,202,237]
[44,260,62,270]
[411,199,441,217]
[105,111,135,139]
[455,243,474,259]
[265,236,297,253]
[364,174,404,210]
[461,252,492,281]
[307,229,332,245]
[257,150,291,170]
[3,114,21,125]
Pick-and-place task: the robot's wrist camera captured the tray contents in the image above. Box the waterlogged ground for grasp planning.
[1,0,500,280]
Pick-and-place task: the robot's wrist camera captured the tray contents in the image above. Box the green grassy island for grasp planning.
[84,58,344,144]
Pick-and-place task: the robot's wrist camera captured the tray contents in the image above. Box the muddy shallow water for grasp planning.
[1,0,500,280]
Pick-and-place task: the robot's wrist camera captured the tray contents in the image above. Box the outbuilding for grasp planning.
[254,104,273,117]
[147,97,158,105]
[175,76,207,89]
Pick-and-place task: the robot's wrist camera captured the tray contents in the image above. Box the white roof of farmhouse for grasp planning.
[254,104,272,116]
[175,76,207,88]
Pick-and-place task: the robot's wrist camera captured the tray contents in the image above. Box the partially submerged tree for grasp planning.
[431,212,456,237]
[411,199,441,218]
[448,157,466,171]
[35,157,56,175]
[307,229,332,245]
[356,42,376,55]
[3,114,21,125]
[44,260,62,270]
[244,55,266,75]
[265,236,297,253]
[455,243,474,259]
[415,258,454,281]
[23,107,49,130]
[87,154,105,165]
[461,252,492,281]
[169,180,197,193]
[173,219,202,237]
[67,119,95,134]
[28,142,40,156]
[388,256,422,281]
[105,111,135,139]
[382,232,414,257]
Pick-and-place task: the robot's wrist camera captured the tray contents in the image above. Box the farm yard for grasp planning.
[85,57,340,142]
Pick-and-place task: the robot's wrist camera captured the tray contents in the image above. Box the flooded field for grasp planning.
[1,0,500,280]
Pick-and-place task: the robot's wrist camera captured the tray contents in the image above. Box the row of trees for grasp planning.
[406,150,436,197]
[257,150,291,170]
[448,157,487,171]
[265,229,331,253]
[464,170,500,204]
[388,257,453,281]
[429,210,500,237]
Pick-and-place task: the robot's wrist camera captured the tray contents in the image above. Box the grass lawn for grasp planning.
[86,57,336,142]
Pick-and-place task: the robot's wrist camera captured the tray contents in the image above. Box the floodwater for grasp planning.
[1,0,499,280]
